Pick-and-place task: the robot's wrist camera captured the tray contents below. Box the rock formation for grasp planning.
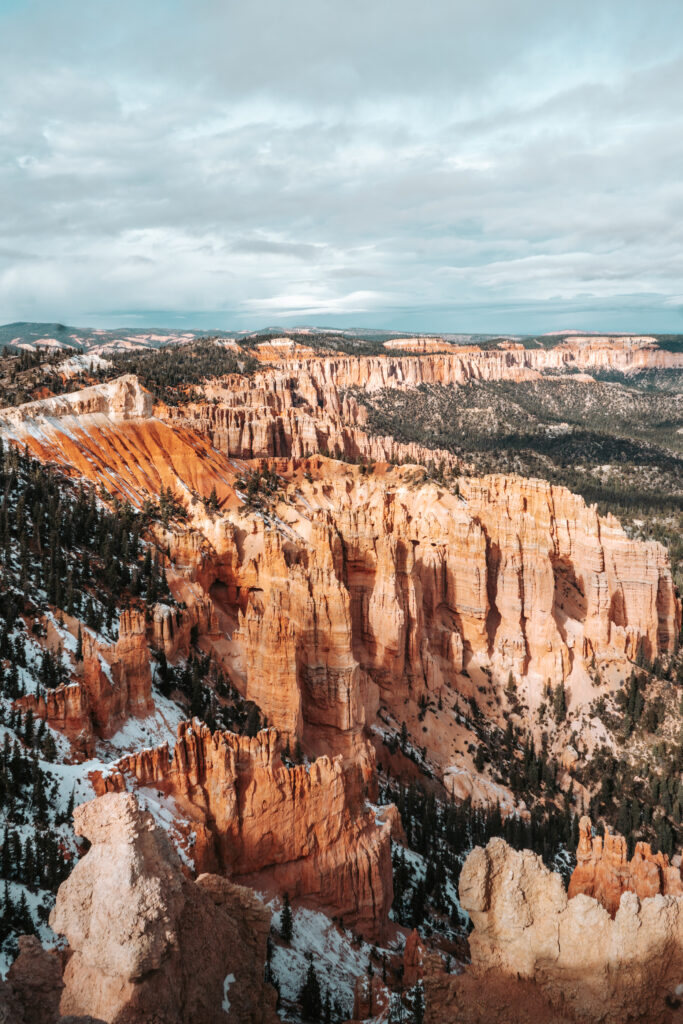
[15,681,95,758]
[568,816,683,915]
[0,371,678,788]
[2,935,64,1024]
[456,835,683,1023]
[163,336,683,467]
[91,722,394,942]
[352,973,391,1022]
[402,928,443,988]
[50,791,278,1024]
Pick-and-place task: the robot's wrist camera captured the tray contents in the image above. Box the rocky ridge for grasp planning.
[454,835,683,1023]
[90,722,395,942]
[569,815,683,915]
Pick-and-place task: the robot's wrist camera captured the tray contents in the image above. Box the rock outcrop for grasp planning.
[456,836,683,1023]
[50,791,278,1024]
[163,336,683,467]
[568,816,683,915]
[76,608,154,739]
[2,935,64,1024]
[0,374,152,430]
[402,928,443,987]
[91,722,394,941]
[15,681,95,758]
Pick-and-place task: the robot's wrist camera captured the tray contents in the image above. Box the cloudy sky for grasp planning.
[1,0,682,333]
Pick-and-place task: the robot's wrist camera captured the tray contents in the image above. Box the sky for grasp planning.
[1,0,683,334]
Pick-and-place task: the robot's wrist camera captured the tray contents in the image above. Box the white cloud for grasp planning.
[0,0,682,330]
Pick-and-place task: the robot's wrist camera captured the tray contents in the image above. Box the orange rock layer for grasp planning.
[568,816,683,916]
[91,722,394,942]
[6,376,679,772]
[1,371,680,779]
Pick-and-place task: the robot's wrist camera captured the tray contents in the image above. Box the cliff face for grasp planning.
[568,816,683,915]
[163,336,683,467]
[195,465,678,741]
[91,723,394,942]
[15,681,94,758]
[457,836,683,1023]
[49,792,278,1024]
[14,608,155,753]
[1,376,678,776]
[16,590,219,755]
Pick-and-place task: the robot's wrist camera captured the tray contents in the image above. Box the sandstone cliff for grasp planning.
[456,836,683,1023]
[50,791,278,1024]
[163,336,683,468]
[15,681,95,758]
[91,722,394,942]
[2,372,678,786]
[568,816,683,915]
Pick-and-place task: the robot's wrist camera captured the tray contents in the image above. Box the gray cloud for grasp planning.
[1,0,682,330]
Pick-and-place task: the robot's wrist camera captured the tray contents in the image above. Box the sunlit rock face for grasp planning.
[457,835,683,1024]
[49,791,278,1024]
[569,816,683,915]
[91,723,395,943]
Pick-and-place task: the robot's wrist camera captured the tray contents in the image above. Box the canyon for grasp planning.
[0,333,681,1023]
[1,370,677,767]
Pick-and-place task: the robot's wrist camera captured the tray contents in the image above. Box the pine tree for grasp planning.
[207,485,219,511]
[75,624,83,662]
[400,721,409,752]
[280,892,293,943]
[412,983,425,1024]
[552,682,566,722]
[245,705,261,738]
[300,958,322,1022]
[16,889,33,933]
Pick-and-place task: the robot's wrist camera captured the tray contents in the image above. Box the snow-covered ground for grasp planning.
[96,689,184,760]
[269,901,400,1020]
[57,353,112,378]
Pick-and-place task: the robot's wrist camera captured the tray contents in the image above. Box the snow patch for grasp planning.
[222,973,235,1012]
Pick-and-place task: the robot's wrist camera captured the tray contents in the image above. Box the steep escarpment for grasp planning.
[91,722,395,942]
[14,608,154,757]
[14,604,190,756]
[210,464,677,721]
[163,336,683,466]
[1,380,678,776]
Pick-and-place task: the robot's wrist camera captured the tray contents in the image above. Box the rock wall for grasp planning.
[91,722,394,942]
[80,607,154,737]
[568,816,683,915]
[457,836,683,1023]
[50,791,278,1024]
[15,681,94,758]
[163,336,683,466]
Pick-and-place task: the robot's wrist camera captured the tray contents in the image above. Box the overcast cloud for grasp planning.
[1,0,682,332]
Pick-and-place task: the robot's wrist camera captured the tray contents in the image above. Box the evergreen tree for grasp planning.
[412,983,425,1024]
[245,705,261,738]
[280,892,293,943]
[299,958,323,1022]
[552,682,566,722]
